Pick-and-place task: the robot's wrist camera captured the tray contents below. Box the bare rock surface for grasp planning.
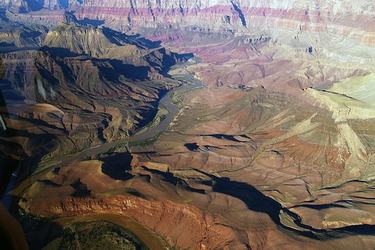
[0,1,375,249]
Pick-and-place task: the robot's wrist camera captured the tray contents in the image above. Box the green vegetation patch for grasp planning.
[44,221,147,250]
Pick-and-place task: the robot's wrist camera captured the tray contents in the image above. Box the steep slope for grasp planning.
[4,0,374,63]
[0,0,80,12]
[0,11,45,48]
[0,20,184,170]
[43,21,182,74]
[1,1,375,250]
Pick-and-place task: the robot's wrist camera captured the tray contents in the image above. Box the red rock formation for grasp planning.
[4,0,373,63]
[0,22,182,161]
[71,0,375,46]
[1,1,375,249]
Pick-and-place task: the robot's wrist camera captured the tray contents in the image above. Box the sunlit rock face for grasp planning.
[81,0,375,64]
[5,0,374,62]
[0,19,184,163]
[74,0,375,44]
[73,0,375,31]
[0,0,80,12]
[5,0,375,34]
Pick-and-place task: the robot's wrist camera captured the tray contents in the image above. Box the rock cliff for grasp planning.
[0,19,183,164]
[3,0,374,62]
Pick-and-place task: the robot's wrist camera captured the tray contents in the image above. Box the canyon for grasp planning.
[0,0,375,249]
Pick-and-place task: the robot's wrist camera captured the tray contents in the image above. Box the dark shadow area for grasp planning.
[95,58,150,81]
[194,169,320,238]
[101,27,128,46]
[201,145,221,152]
[195,169,375,239]
[58,0,69,9]
[229,0,247,27]
[71,179,91,197]
[0,158,19,195]
[41,48,78,84]
[0,80,25,102]
[34,65,60,88]
[177,52,194,61]
[109,59,150,81]
[100,152,133,181]
[0,55,61,210]
[102,28,162,49]
[0,9,9,21]
[145,168,206,194]
[40,46,81,58]
[144,48,176,75]
[184,143,199,151]
[130,34,162,49]
[0,127,59,185]
[0,219,18,250]
[126,189,147,199]
[65,11,104,27]
[17,213,64,250]
[0,203,28,250]
[207,134,241,142]
[37,179,61,187]
[78,18,105,27]
[211,177,283,222]
[162,51,194,75]
[291,203,348,210]
[0,46,38,53]
[0,60,23,200]
[19,30,42,41]
[320,180,369,190]
[24,0,44,11]
[338,224,375,236]
[0,41,15,47]
[134,88,168,130]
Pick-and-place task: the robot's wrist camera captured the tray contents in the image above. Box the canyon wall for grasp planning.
[0,0,80,12]
[5,1,375,40]
[4,0,374,63]
[73,0,375,32]
[74,0,375,61]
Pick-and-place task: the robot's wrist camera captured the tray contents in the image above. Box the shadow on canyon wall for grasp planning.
[193,169,375,239]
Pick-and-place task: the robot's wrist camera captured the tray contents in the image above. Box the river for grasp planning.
[21,59,204,181]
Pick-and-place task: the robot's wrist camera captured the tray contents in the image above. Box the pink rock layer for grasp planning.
[6,1,375,48]
[72,1,375,46]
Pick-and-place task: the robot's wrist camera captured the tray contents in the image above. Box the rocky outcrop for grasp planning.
[43,21,182,73]
[4,1,375,41]
[78,0,375,63]
[0,11,45,47]
[1,1,375,249]
[0,0,28,12]
[72,0,375,46]
[0,21,183,162]
[19,158,375,249]
[0,0,80,12]
[4,0,374,62]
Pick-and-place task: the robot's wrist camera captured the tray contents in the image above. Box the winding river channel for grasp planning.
[7,60,204,249]
[26,60,204,178]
